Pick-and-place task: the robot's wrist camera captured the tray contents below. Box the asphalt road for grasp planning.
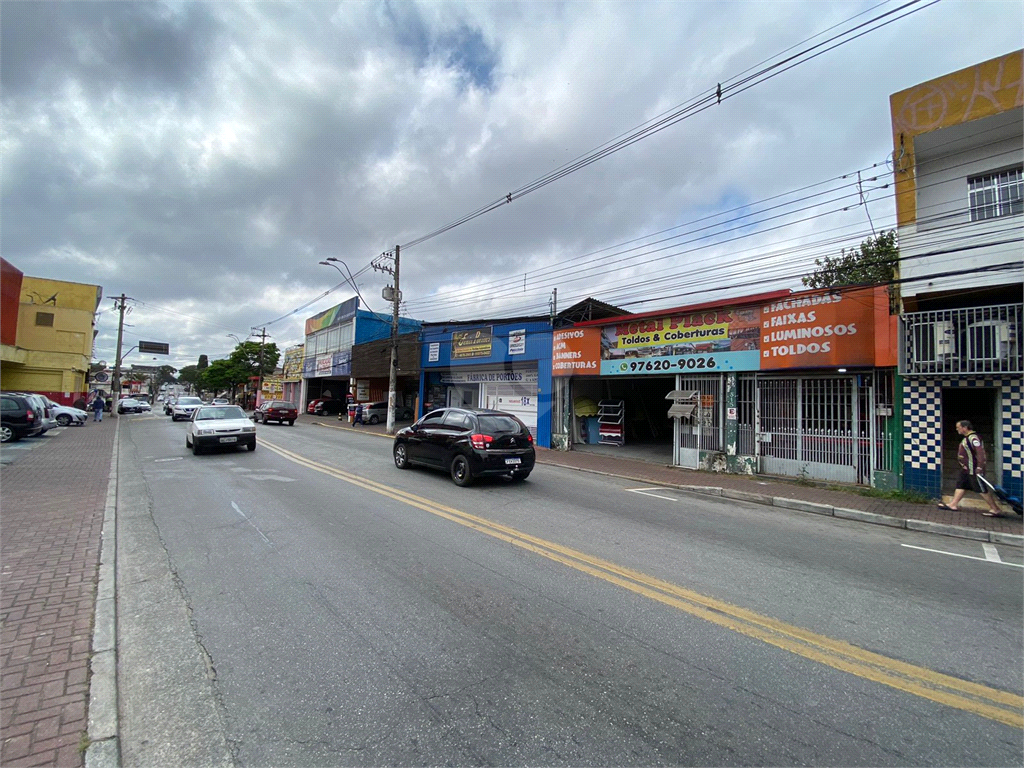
[113,413,1023,767]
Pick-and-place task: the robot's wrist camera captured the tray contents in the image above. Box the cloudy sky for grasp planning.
[2,0,1021,370]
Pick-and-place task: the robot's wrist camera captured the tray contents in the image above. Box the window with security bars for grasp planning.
[969,167,1023,221]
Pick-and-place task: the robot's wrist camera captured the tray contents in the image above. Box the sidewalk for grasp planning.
[311,414,1023,545]
[1,418,117,768]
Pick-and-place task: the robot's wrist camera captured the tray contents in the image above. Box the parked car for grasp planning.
[392,407,535,487]
[185,405,257,454]
[47,400,88,426]
[118,398,145,414]
[0,393,44,442]
[253,400,298,425]
[171,396,205,421]
[14,393,57,433]
[363,401,413,424]
[137,400,152,412]
[315,398,350,416]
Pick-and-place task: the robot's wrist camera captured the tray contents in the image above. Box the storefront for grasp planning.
[420,320,553,447]
[551,286,900,487]
[302,298,420,412]
[279,345,305,406]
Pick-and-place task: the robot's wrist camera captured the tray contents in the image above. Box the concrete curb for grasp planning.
[562,473,1024,548]
[86,420,120,768]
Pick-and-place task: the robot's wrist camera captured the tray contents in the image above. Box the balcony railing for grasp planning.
[900,303,1022,375]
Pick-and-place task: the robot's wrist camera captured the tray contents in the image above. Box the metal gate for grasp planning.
[757,376,858,483]
[674,374,724,469]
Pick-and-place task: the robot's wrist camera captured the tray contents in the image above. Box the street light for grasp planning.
[319,258,359,292]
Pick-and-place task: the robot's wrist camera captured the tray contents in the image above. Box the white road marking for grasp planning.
[901,543,1022,568]
[154,457,184,463]
[982,543,1003,563]
[626,487,680,502]
[231,501,271,544]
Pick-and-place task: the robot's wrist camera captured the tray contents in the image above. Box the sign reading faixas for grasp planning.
[552,286,890,377]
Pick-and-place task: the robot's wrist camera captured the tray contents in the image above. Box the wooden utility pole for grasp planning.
[112,294,129,418]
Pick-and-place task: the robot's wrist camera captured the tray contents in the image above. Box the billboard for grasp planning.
[553,286,890,377]
[451,327,492,359]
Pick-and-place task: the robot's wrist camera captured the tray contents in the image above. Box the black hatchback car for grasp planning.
[393,407,535,486]
[1,393,44,443]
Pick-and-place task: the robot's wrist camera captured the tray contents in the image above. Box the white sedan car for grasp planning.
[49,403,89,427]
[185,405,257,454]
[171,396,205,421]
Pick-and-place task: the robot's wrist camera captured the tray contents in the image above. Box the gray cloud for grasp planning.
[1,0,1019,369]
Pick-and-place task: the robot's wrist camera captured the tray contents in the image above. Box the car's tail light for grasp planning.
[525,432,534,444]
[26,410,35,422]
[470,433,493,450]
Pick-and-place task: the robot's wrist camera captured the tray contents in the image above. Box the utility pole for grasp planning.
[112,294,129,418]
[372,245,401,434]
[253,327,269,409]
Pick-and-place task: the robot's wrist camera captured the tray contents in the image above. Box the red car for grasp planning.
[255,400,299,425]
[306,399,323,414]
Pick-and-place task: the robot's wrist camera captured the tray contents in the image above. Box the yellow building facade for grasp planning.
[2,276,103,404]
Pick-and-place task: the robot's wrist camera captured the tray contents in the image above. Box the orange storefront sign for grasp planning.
[759,286,883,369]
[552,328,601,376]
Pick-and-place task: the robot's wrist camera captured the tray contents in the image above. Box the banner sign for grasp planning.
[331,350,352,377]
[552,287,885,377]
[304,297,358,335]
[451,327,493,359]
[440,369,538,385]
[302,357,317,377]
[508,329,526,355]
[282,346,306,380]
[315,356,333,377]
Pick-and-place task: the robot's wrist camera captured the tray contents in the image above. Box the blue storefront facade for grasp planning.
[419,318,554,448]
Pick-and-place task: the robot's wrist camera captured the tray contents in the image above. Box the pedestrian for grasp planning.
[938,420,1004,517]
[353,402,364,426]
[92,394,105,422]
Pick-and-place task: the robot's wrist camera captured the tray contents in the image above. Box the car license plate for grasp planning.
[505,457,521,465]
[219,436,237,443]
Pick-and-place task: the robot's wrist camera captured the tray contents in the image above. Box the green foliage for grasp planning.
[230,341,280,378]
[177,365,202,390]
[802,230,898,289]
[200,358,248,394]
[156,365,177,385]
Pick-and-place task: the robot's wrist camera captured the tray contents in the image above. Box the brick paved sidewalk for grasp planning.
[1,419,116,768]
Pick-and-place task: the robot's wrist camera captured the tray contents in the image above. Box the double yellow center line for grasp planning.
[259,437,1023,728]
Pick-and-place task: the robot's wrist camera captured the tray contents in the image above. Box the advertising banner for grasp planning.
[508,329,526,355]
[759,289,876,369]
[315,356,333,377]
[440,369,538,385]
[552,286,889,377]
[451,327,493,359]
[282,346,306,380]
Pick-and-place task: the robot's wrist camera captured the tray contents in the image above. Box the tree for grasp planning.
[802,230,898,289]
[177,365,202,391]
[156,365,178,386]
[197,354,209,371]
[230,341,280,379]
[200,359,248,399]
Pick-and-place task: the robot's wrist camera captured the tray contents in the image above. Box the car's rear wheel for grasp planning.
[0,425,15,443]
[369,415,379,425]
[450,454,473,487]
[56,414,72,427]
[394,442,410,469]
[288,420,295,426]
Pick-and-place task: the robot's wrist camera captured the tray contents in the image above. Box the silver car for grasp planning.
[171,396,205,421]
[185,405,257,454]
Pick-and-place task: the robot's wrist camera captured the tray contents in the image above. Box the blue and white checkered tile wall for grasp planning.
[903,376,1023,498]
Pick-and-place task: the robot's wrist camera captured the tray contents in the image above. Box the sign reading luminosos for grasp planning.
[552,286,894,377]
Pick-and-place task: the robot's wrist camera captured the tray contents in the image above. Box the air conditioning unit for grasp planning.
[911,320,956,363]
[967,320,1011,362]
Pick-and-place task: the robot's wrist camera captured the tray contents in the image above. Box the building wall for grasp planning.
[903,375,1022,499]
[2,277,101,403]
[890,49,1023,228]
[1,258,23,347]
